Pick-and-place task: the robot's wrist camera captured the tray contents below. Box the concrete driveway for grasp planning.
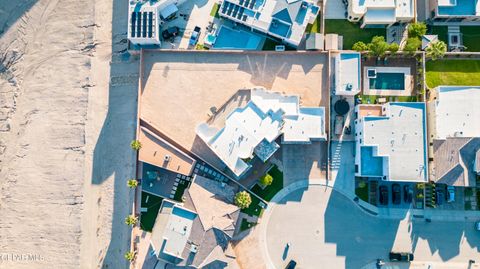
[263,185,480,269]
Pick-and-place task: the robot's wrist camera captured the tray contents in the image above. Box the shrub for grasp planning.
[388,43,399,54]
[426,41,447,60]
[234,191,252,209]
[368,36,389,57]
[125,215,138,226]
[259,173,273,187]
[127,179,138,188]
[358,180,367,188]
[408,22,427,39]
[352,41,369,52]
[130,140,142,150]
[125,251,135,261]
[404,38,421,55]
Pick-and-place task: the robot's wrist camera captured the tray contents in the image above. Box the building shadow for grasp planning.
[0,0,38,37]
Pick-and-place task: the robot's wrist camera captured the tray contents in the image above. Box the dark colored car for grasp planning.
[162,26,179,40]
[285,260,297,269]
[436,190,445,205]
[389,252,414,262]
[403,185,413,203]
[379,186,388,205]
[392,184,401,205]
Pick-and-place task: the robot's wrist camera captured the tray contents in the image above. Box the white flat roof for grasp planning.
[360,103,427,182]
[162,205,196,258]
[197,88,325,177]
[433,86,480,139]
[350,0,413,20]
[334,52,361,95]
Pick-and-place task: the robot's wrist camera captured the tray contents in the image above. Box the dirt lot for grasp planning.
[140,51,329,154]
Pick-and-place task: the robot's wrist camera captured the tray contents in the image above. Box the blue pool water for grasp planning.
[172,206,197,220]
[369,72,405,90]
[438,0,477,16]
[360,146,384,177]
[213,26,263,50]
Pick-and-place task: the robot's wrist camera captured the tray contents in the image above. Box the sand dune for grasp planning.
[0,0,137,268]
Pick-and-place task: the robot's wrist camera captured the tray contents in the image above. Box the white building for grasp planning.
[334,52,361,96]
[128,0,186,46]
[218,0,320,47]
[427,86,480,186]
[347,0,414,28]
[197,88,326,178]
[354,102,428,182]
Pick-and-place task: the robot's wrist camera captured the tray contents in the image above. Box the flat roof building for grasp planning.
[354,102,428,182]
[218,0,320,47]
[427,86,480,186]
[347,0,414,28]
[197,88,326,178]
[333,52,361,96]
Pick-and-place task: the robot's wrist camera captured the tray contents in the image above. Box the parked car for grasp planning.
[392,184,401,205]
[403,185,413,203]
[436,190,445,205]
[389,252,414,262]
[379,186,388,205]
[447,186,455,203]
[475,222,480,231]
[162,26,179,40]
[189,26,201,46]
[334,115,344,136]
[285,260,297,269]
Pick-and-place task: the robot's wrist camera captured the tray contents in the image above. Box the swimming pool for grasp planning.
[360,146,384,177]
[369,72,405,90]
[212,26,263,50]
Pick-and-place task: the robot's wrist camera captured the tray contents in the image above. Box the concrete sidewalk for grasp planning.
[362,261,479,269]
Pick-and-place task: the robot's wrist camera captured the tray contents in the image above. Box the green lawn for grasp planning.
[429,26,448,45]
[250,166,283,202]
[325,19,386,50]
[355,185,368,202]
[140,192,163,232]
[240,195,264,217]
[305,15,321,34]
[426,60,480,88]
[461,26,480,52]
[173,179,190,202]
[210,3,220,18]
[239,219,257,232]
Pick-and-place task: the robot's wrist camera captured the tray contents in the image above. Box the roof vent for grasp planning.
[190,244,198,253]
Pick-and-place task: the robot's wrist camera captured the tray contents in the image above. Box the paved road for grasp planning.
[265,186,480,269]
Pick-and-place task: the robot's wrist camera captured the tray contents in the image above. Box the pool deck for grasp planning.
[139,50,329,166]
[362,66,413,96]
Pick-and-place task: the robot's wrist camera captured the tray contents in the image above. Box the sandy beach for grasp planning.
[0,0,137,268]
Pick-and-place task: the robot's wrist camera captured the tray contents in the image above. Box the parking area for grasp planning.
[282,141,328,186]
[263,185,480,269]
[158,0,217,49]
[140,51,329,155]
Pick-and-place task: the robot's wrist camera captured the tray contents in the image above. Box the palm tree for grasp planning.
[127,179,138,189]
[426,41,447,61]
[125,215,138,226]
[130,140,142,150]
[124,251,135,262]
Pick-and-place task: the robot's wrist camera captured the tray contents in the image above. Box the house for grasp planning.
[196,88,326,178]
[218,0,320,47]
[333,52,361,96]
[128,0,186,46]
[354,102,428,182]
[427,86,480,186]
[150,175,240,268]
[430,0,480,22]
[347,0,414,28]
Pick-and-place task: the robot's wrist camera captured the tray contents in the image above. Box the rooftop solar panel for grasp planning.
[142,12,147,38]
[131,12,136,37]
[148,12,153,38]
[136,12,141,37]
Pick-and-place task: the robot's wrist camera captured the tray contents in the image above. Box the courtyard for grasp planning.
[263,185,480,269]
[140,50,329,171]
